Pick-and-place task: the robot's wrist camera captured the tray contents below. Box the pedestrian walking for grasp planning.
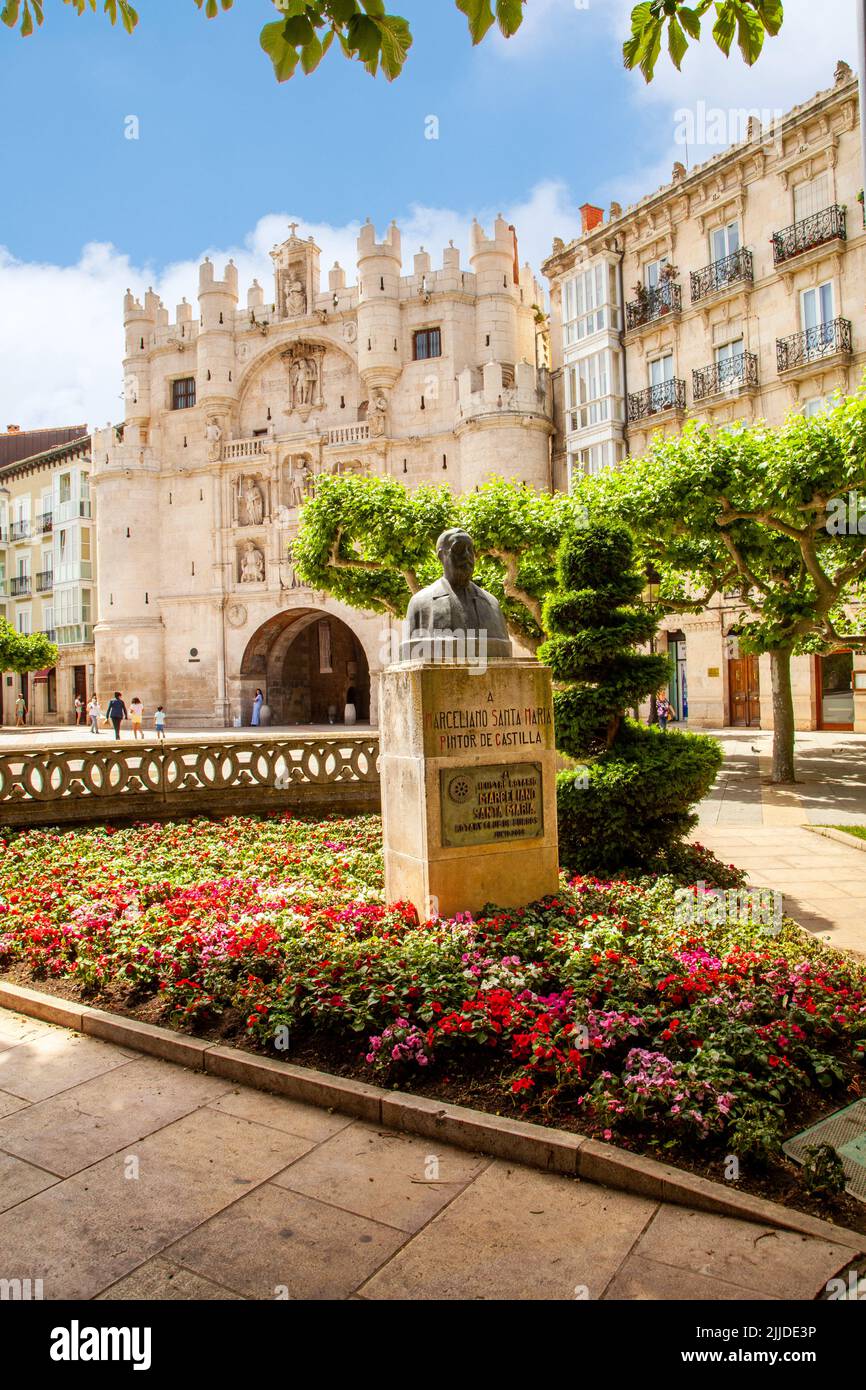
[154,706,167,744]
[88,695,102,735]
[14,693,27,728]
[657,691,674,733]
[106,691,128,740]
[73,694,84,727]
[251,688,264,727]
[129,697,145,741]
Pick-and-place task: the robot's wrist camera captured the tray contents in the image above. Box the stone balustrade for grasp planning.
[326,423,371,445]
[223,438,269,461]
[0,735,381,827]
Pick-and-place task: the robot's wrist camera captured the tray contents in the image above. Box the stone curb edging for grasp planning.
[2,978,864,1254]
[806,825,866,853]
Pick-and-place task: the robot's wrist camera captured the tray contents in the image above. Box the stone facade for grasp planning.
[0,434,97,726]
[93,217,552,728]
[543,65,866,733]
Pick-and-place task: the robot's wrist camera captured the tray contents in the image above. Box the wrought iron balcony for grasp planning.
[35,569,54,592]
[693,351,759,402]
[9,520,31,542]
[627,378,686,423]
[625,281,682,332]
[777,318,852,374]
[38,512,53,533]
[772,205,846,266]
[9,575,31,597]
[690,249,754,303]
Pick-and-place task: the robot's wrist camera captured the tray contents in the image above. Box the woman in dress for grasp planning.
[251,689,264,727]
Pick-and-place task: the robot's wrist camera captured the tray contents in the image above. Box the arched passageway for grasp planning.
[239,609,371,725]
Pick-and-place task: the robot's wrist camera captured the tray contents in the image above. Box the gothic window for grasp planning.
[413,328,442,361]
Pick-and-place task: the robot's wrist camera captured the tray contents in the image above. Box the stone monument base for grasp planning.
[379,658,559,921]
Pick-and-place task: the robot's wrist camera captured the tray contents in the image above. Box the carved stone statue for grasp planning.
[369,393,388,437]
[285,279,307,316]
[240,541,265,584]
[402,528,513,661]
[240,477,264,527]
[206,418,223,461]
[303,357,318,406]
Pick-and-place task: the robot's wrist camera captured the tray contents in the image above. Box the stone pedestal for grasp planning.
[379,658,559,920]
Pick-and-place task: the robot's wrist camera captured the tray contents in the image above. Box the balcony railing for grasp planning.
[777,318,852,373]
[9,520,31,542]
[327,423,371,446]
[41,628,57,644]
[772,205,846,265]
[627,378,686,423]
[35,570,54,592]
[693,351,759,402]
[690,249,754,303]
[38,512,53,534]
[625,281,682,332]
[9,576,32,597]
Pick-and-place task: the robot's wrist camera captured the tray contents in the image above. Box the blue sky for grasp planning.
[0,0,858,425]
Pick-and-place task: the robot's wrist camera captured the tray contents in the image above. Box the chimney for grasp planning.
[6,424,21,433]
[579,204,604,235]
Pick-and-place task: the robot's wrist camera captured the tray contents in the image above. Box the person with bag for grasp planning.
[656,690,675,733]
[106,691,128,740]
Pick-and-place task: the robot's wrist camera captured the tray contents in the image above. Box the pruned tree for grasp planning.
[0,619,58,677]
[291,472,577,651]
[575,392,866,784]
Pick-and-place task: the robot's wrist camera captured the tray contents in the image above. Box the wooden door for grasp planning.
[729,655,761,727]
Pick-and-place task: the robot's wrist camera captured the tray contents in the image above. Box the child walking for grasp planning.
[129,697,145,741]
[154,706,167,744]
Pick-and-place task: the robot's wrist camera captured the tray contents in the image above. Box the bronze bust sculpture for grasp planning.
[401,528,513,660]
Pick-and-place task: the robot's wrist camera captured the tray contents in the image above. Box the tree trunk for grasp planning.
[770,647,797,784]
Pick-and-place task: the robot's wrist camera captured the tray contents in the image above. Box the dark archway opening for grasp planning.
[239,609,371,726]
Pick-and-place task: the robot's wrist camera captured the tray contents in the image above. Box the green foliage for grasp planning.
[557,724,724,873]
[801,1142,847,1198]
[0,618,58,675]
[623,1,784,81]
[574,391,866,660]
[292,473,579,650]
[2,0,528,82]
[540,522,670,753]
[541,522,722,873]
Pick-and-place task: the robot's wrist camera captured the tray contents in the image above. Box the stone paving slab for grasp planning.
[0,1011,857,1302]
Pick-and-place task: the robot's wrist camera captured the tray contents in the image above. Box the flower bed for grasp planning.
[1,813,865,1214]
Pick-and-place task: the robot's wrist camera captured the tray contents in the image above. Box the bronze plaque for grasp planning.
[440,762,544,848]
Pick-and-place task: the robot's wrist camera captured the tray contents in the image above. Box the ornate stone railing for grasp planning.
[327,423,371,445]
[0,735,381,827]
[223,438,269,461]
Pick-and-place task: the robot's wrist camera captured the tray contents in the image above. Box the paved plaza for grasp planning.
[0,1010,857,1302]
[693,730,866,958]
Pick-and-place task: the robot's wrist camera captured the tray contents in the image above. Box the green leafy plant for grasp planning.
[0,617,58,675]
[1,0,526,82]
[539,522,722,872]
[801,1142,847,1198]
[623,1,784,82]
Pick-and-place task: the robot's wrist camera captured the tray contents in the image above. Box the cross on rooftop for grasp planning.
[288,222,299,238]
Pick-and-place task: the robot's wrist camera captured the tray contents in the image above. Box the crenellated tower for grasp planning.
[356,219,403,396]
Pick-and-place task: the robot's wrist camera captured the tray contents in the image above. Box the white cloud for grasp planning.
[0,182,584,430]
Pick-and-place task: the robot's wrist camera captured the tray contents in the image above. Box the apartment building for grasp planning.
[0,429,96,725]
[543,62,866,733]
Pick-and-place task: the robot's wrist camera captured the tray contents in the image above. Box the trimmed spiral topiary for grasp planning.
[539,522,723,873]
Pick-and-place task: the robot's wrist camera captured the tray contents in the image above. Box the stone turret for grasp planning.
[470,215,519,365]
[197,258,239,411]
[356,219,403,391]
